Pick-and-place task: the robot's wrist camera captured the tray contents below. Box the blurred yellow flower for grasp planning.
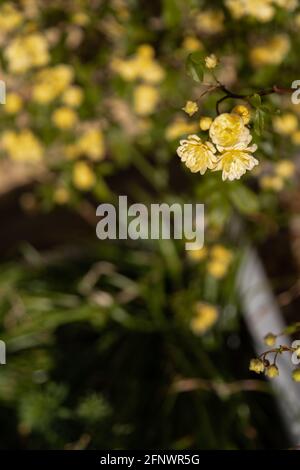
[71,11,90,26]
[72,161,95,191]
[292,130,300,146]
[214,146,258,181]
[260,175,284,191]
[187,246,208,261]
[33,65,74,104]
[52,107,78,130]
[0,3,23,33]
[273,113,298,135]
[133,85,159,116]
[207,245,233,279]
[62,86,84,108]
[182,36,203,52]
[182,101,198,117]
[226,0,275,23]
[207,260,228,278]
[232,105,251,125]
[205,54,218,69]
[209,113,251,151]
[292,368,300,382]
[250,35,290,67]
[199,116,212,131]
[165,119,198,141]
[177,135,218,174]
[195,10,224,34]
[54,187,70,205]
[210,245,233,264]
[5,33,49,74]
[190,302,218,335]
[1,129,43,162]
[275,160,295,179]
[77,129,105,161]
[4,93,23,114]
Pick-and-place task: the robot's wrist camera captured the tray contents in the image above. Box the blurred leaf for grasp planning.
[228,184,259,215]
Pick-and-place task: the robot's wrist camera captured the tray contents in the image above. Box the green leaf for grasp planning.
[249,94,262,108]
[254,108,266,135]
[186,53,204,83]
[228,184,259,215]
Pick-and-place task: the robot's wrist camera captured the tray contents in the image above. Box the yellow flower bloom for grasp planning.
[1,129,43,162]
[292,368,300,382]
[199,116,213,131]
[209,113,251,151]
[273,113,298,135]
[133,85,159,116]
[177,135,218,174]
[250,35,290,67]
[249,358,265,374]
[207,260,228,279]
[4,93,23,114]
[196,10,224,34]
[260,175,284,191]
[190,302,218,335]
[182,101,198,117]
[77,128,105,161]
[264,333,277,347]
[52,107,78,130]
[5,33,49,74]
[0,3,23,33]
[292,130,300,146]
[165,119,198,141]
[265,364,279,378]
[187,246,208,261]
[210,245,233,264]
[214,146,258,181]
[232,105,251,125]
[275,160,295,179]
[54,187,70,205]
[33,65,74,104]
[62,86,84,108]
[72,161,95,191]
[205,54,218,69]
[182,36,203,52]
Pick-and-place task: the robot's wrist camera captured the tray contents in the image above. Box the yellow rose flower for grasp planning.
[232,105,251,124]
[214,146,258,181]
[4,93,23,114]
[273,113,298,135]
[62,86,84,108]
[33,65,74,104]
[205,54,218,69]
[1,129,43,162]
[52,107,78,130]
[165,119,198,141]
[0,3,23,33]
[133,85,159,116]
[275,160,295,179]
[260,175,284,191]
[292,368,300,382]
[182,101,198,117]
[5,33,49,74]
[250,35,290,67]
[77,128,105,161]
[292,130,300,146]
[265,364,279,378]
[177,135,218,174]
[72,161,95,191]
[249,358,265,374]
[264,333,277,347]
[209,113,251,151]
[199,116,213,131]
[190,302,218,335]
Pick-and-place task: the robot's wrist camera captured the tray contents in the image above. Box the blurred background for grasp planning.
[0,0,300,450]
